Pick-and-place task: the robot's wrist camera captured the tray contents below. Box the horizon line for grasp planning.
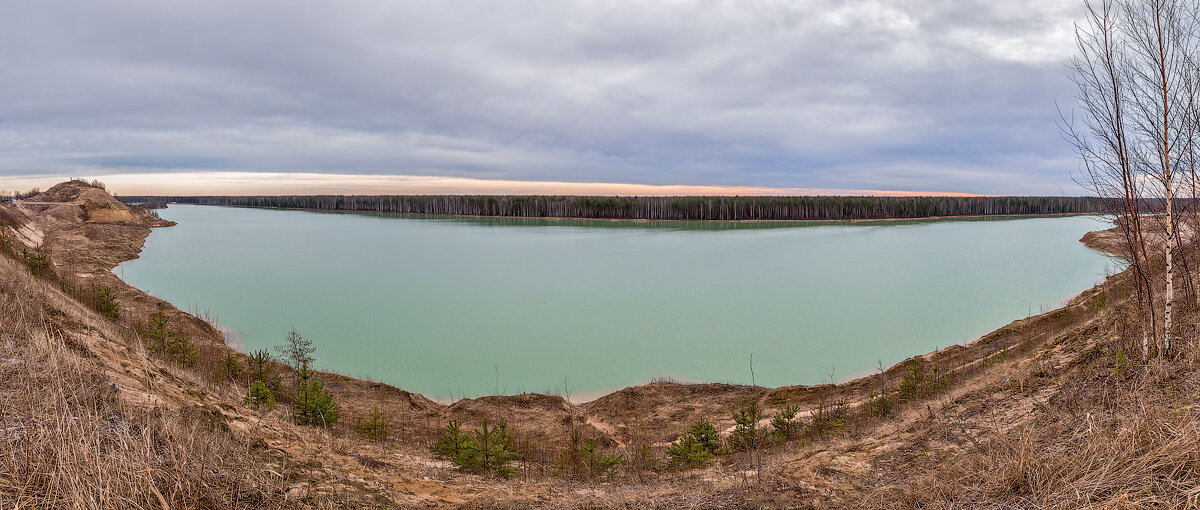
[8,171,999,197]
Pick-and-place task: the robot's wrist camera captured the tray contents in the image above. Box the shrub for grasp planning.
[143,312,198,367]
[771,403,802,440]
[244,380,275,409]
[432,419,519,477]
[666,418,721,466]
[552,429,622,480]
[355,406,391,442]
[93,285,120,321]
[292,360,339,427]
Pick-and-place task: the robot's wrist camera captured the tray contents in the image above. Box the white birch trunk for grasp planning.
[1165,186,1174,355]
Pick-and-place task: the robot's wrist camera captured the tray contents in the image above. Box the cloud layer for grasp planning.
[0,0,1084,195]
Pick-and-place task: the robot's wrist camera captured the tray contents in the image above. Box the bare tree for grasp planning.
[1125,0,1200,355]
[1066,0,1200,356]
[276,328,316,385]
[1066,0,1155,356]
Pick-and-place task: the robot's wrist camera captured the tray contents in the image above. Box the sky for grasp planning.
[0,1,1086,196]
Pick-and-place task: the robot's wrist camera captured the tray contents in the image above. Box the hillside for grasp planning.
[3,181,1199,508]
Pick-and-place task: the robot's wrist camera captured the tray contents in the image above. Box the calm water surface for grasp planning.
[118,206,1117,401]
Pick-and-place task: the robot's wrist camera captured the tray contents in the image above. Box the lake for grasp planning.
[117,205,1118,401]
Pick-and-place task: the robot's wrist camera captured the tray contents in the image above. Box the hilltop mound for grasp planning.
[21,180,172,227]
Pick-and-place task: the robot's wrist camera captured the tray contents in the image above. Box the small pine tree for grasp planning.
[432,420,472,462]
[687,418,721,453]
[728,402,770,483]
[22,247,52,278]
[292,360,339,427]
[143,312,198,367]
[468,419,519,477]
[770,403,802,440]
[871,360,892,417]
[728,402,770,452]
[93,285,120,321]
[809,397,848,437]
[666,418,721,466]
[223,352,242,381]
[246,349,280,391]
[552,429,622,480]
[432,419,519,477]
[870,393,893,417]
[244,380,275,409]
[355,406,391,442]
[666,435,712,466]
[631,443,659,475]
[172,337,199,367]
[898,360,926,399]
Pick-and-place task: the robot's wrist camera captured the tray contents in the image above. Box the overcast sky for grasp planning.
[0,1,1086,196]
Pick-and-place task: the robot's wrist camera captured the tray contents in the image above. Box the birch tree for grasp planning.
[1066,0,1200,356]
[1067,0,1156,356]
[1125,0,1198,355]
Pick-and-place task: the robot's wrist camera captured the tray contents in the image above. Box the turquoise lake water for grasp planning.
[117,206,1118,401]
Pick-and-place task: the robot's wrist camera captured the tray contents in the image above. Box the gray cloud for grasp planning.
[0,0,1084,194]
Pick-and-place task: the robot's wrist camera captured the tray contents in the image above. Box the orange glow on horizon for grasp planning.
[1,172,988,198]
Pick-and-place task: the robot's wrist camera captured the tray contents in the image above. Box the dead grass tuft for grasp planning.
[0,257,290,509]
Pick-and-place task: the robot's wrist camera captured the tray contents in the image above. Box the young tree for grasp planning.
[728,402,770,483]
[142,312,198,367]
[355,406,392,442]
[293,359,339,427]
[771,403,803,439]
[666,418,721,466]
[552,429,622,480]
[93,285,120,321]
[1126,0,1199,355]
[246,348,280,392]
[1066,0,1200,356]
[222,352,242,381]
[275,328,316,375]
[244,380,275,409]
[431,419,519,477]
[432,420,472,462]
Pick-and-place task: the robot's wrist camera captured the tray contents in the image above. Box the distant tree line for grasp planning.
[119,195,1110,221]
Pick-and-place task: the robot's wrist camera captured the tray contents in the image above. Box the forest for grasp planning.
[118,195,1109,221]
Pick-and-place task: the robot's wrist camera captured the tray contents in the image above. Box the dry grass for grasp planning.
[859,302,1200,509]
[0,258,290,509]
